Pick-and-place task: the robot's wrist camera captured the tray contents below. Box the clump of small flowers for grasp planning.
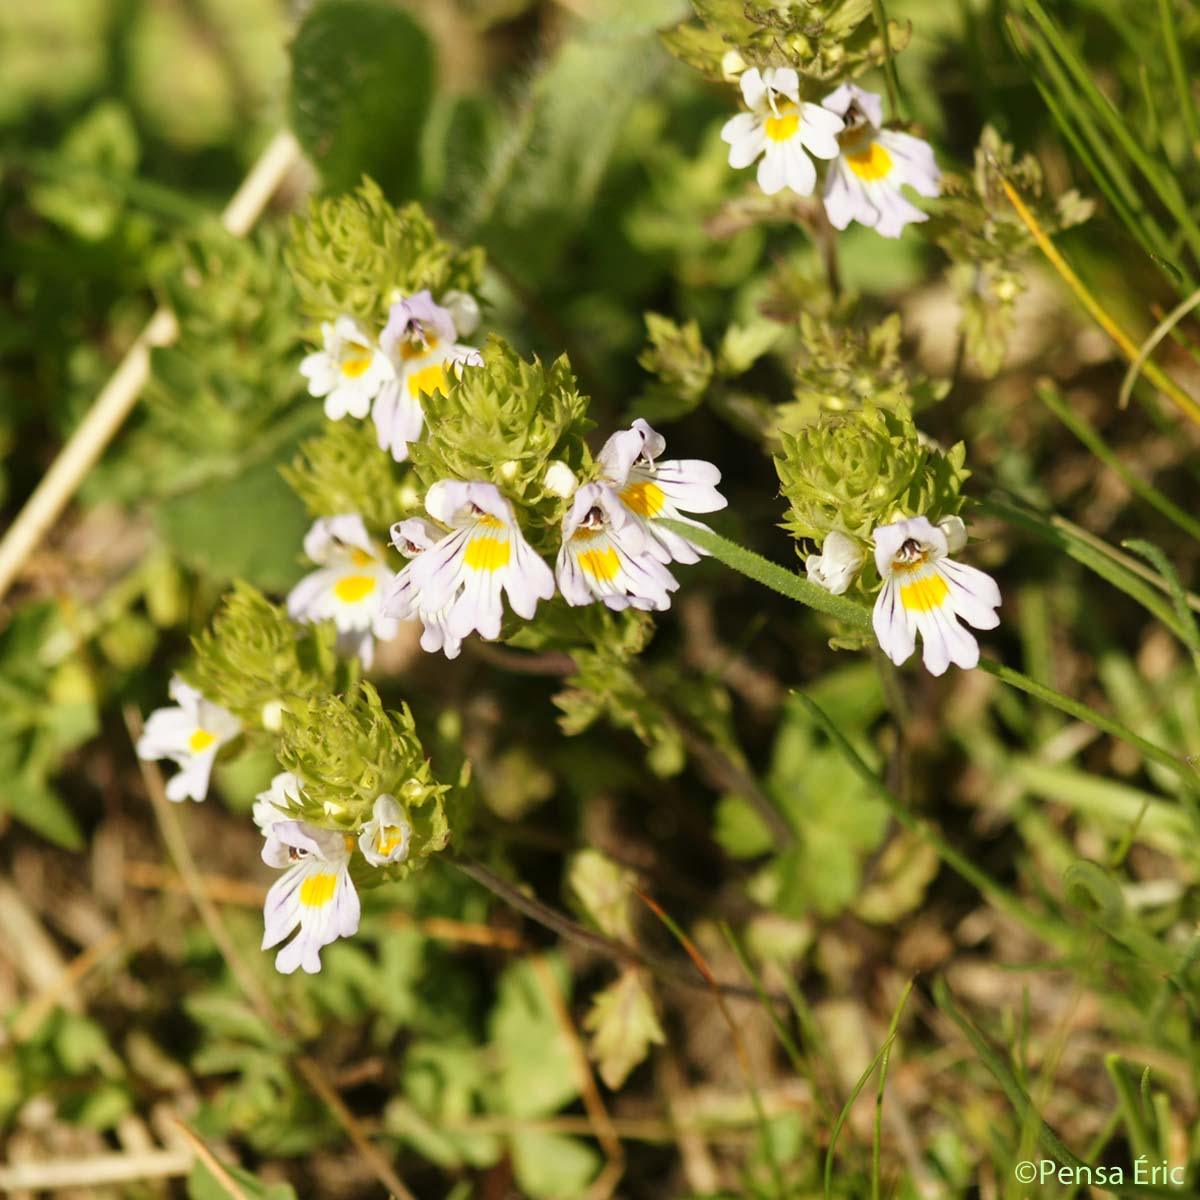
[776,404,1000,673]
[775,402,967,560]
[235,684,454,974]
[722,75,941,235]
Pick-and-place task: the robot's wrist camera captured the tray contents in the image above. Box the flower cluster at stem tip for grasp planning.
[722,77,941,239]
[134,65,1002,973]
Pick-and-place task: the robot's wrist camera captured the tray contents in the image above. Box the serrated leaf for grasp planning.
[567,849,635,941]
[582,969,664,1089]
[289,0,434,197]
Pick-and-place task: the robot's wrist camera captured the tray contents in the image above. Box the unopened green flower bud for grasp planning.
[182,583,340,727]
[409,336,595,549]
[285,180,484,334]
[774,404,968,564]
[277,683,450,879]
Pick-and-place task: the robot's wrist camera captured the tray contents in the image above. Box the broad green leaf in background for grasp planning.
[157,458,310,594]
[488,956,579,1119]
[716,697,890,918]
[288,0,434,198]
[510,1130,602,1200]
[467,33,665,283]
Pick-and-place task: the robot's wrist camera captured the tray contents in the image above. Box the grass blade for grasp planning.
[1035,383,1200,542]
[824,979,914,1200]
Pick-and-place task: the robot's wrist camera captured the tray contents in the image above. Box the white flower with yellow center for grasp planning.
[721,66,844,196]
[357,794,412,867]
[556,482,679,612]
[872,516,1000,676]
[261,819,360,975]
[372,291,484,462]
[597,419,727,565]
[386,481,555,658]
[136,676,241,802]
[820,83,941,238]
[286,514,399,669]
[299,316,394,421]
[806,530,865,595]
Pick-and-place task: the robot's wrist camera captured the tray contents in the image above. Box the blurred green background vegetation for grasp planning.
[3,0,1200,1196]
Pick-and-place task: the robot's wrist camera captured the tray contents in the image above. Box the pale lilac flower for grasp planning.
[373,291,483,462]
[806,530,865,595]
[136,676,240,802]
[358,794,412,867]
[385,482,554,658]
[261,820,359,975]
[721,67,844,196]
[597,419,727,565]
[556,483,679,611]
[286,515,398,669]
[821,84,940,238]
[872,516,1000,676]
[299,316,393,421]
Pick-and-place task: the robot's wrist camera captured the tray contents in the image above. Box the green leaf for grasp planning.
[157,458,310,593]
[5,775,84,851]
[488,957,579,1119]
[188,1158,298,1200]
[567,849,635,941]
[510,1131,601,1199]
[581,968,665,1089]
[288,0,434,198]
[714,792,774,859]
[467,36,663,281]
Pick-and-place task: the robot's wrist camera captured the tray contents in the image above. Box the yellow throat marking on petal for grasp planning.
[299,872,338,908]
[377,826,405,856]
[847,140,893,182]
[344,835,358,854]
[188,728,216,752]
[764,109,799,143]
[578,547,620,581]
[407,362,449,398]
[464,535,511,572]
[475,513,504,530]
[334,574,378,602]
[349,547,374,567]
[899,573,949,613]
[400,335,438,361]
[340,344,374,377]
[620,480,665,518]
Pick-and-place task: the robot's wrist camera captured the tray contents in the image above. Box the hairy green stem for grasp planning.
[673,519,1198,794]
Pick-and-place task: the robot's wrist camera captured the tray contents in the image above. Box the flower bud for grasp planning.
[543,460,578,498]
[441,289,480,338]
